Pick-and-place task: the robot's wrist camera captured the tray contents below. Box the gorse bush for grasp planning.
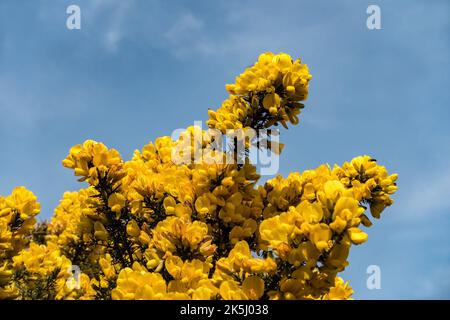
[0,52,398,300]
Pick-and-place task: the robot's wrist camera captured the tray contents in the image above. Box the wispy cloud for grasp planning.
[74,0,136,52]
[164,12,203,44]
[163,12,214,58]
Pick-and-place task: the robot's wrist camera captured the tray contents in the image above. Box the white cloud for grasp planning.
[164,12,203,44]
[104,28,122,52]
[85,0,135,52]
[162,12,217,58]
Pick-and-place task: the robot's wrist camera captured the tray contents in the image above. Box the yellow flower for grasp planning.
[309,223,332,251]
[108,193,126,214]
[262,92,281,115]
[259,210,297,249]
[62,140,123,185]
[165,255,183,279]
[94,221,108,241]
[126,220,140,237]
[229,219,257,244]
[112,266,167,300]
[287,242,320,267]
[99,254,116,279]
[220,280,247,300]
[347,227,368,245]
[329,215,347,234]
[298,201,323,224]
[323,277,353,300]
[242,276,265,300]
[163,196,177,215]
[195,195,212,216]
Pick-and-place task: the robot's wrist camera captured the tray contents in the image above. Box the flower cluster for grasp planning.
[1,52,397,300]
[0,187,40,299]
[258,160,397,299]
[208,52,311,133]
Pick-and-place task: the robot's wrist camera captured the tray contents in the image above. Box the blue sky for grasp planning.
[1,0,449,299]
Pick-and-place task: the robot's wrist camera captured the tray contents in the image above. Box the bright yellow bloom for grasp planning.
[1,52,397,300]
[242,276,265,300]
[94,221,108,241]
[108,193,126,214]
[347,227,369,245]
[126,220,140,237]
[112,266,168,300]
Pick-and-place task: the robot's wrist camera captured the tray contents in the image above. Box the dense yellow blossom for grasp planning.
[209,53,311,133]
[0,187,40,299]
[0,52,397,300]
